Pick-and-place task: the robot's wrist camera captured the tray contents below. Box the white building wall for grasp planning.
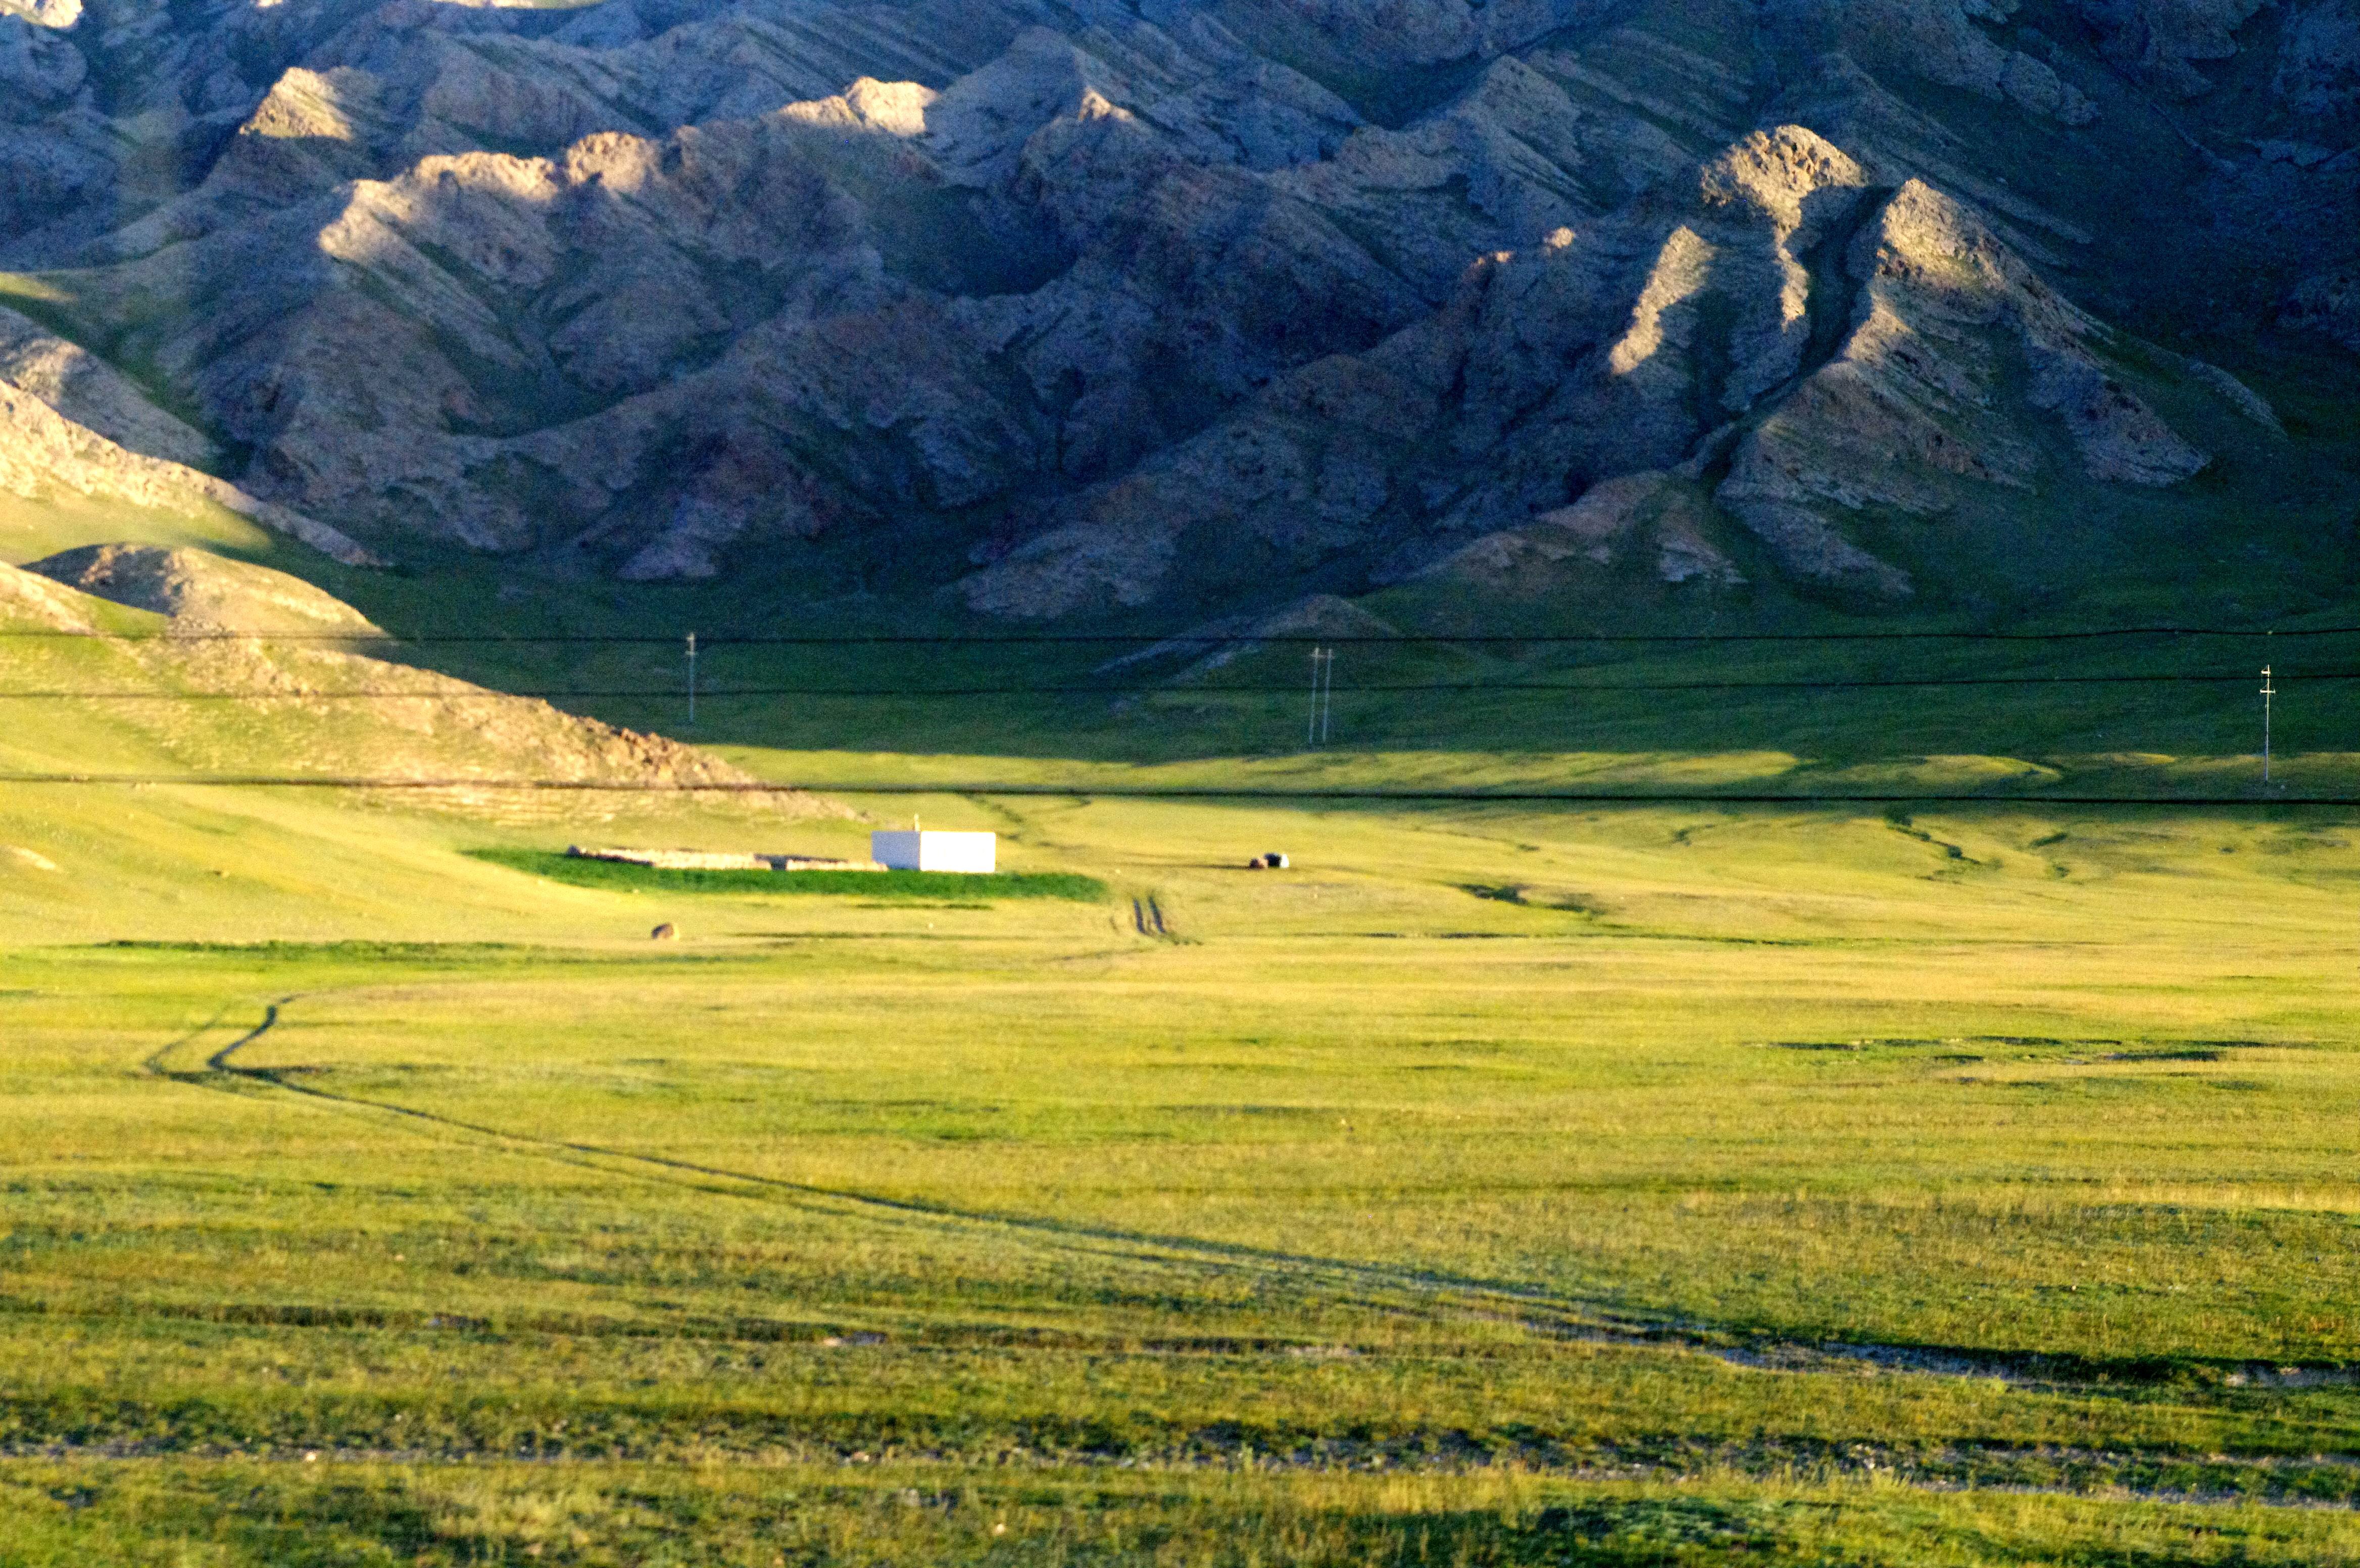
[870,830,996,873]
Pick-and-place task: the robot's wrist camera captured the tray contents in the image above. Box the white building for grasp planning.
[870,829,997,873]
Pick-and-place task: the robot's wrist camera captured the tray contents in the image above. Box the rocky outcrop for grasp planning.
[2284,261,2360,349]
[0,552,91,629]
[1716,175,2209,598]
[0,338,382,566]
[1420,472,1745,597]
[2277,2,2360,120]
[0,10,109,243]
[1845,0,2098,124]
[27,544,383,635]
[0,306,216,467]
[2065,0,2272,95]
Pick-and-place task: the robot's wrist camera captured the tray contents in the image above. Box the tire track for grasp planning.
[207,1000,290,1071]
[149,999,1681,1343]
[1129,893,1178,941]
[143,999,2330,1397]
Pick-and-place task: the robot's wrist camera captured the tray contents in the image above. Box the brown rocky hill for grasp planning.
[5,543,829,802]
[0,0,2351,619]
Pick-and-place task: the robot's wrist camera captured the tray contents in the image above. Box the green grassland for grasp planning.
[7,506,2360,1559]
[0,490,277,566]
[472,850,1107,902]
[281,580,2360,782]
[6,774,2360,1562]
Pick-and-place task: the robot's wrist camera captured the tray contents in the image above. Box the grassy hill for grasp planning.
[0,526,848,949]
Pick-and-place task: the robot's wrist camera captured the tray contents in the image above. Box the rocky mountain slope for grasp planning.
[0,305,382,563]
[0,0,2352,620]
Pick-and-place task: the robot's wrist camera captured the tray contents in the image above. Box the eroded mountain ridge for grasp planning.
[1,0,2353,618]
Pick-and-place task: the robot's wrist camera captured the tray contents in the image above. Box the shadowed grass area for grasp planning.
[9,1462,2360,1566]
[466,848,1108,901]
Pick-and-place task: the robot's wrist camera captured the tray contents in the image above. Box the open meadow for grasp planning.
[4,493,2360,1561]
[6,769,2360,1563]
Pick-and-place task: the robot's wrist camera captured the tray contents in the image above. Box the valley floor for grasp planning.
[3,780,2359,1562]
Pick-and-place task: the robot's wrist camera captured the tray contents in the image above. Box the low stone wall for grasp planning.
[565,846,884,872]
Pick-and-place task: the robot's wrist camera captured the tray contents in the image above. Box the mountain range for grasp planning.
[2,0,2354,625]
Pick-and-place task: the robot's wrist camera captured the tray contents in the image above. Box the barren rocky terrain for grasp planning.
[1,0,2353,618]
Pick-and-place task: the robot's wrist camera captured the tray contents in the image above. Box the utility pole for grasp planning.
[1307,647,1323,747]
[2259,661,2275,783]
[1321,647,1335,746]
[685,632,698,727]
[1306,647,1334,748]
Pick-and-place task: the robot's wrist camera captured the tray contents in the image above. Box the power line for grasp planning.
[2,670,2357,699]
[2,626,2357,646]
[0,773,2350,806]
